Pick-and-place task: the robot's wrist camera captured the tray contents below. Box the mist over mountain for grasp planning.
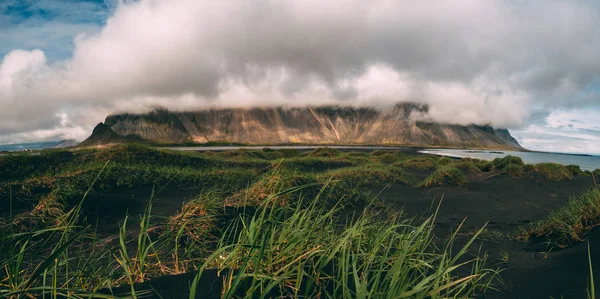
[81,104,521,149]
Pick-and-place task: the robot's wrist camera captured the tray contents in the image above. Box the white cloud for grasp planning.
[513,108,600,155]
[1,0,600,150]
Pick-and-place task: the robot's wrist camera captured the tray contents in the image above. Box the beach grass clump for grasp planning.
[529,163,573,181]
[169,191,221,246]
[375,152,405,164]
[526,188,600,247]
[345,151,369,157]
[478,161,494,172]
[276,156,355,172]
[453,161,482,173]
[307,147,342,157]
[438,157,454,165]
[190,192,498,298]
[491,156,524,170]
[320,164,414,187]
[566,164,588,177]
[504,164,524,177]
[227,168,318,206]
[419,165,468,188]
[370,150,406,163]
[277,148,301,158]
[370,149,395,156]
[397,156,438,170]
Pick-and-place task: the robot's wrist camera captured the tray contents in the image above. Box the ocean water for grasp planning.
[419,149,600,171]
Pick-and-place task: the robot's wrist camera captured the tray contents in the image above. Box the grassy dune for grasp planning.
[0,145,597,297]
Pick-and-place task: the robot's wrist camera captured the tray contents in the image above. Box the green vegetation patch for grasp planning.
[526,188,600,247]
[438,157,454,166]
[453,161,482,174]
[320,165,414,187]
[169,191,221,245]
[369,150,407,164]
[503,164,524,177]
[0,146,501,298]
[397,156,438,170]
[277,156,355,172]
[228,168,318,206]
[345,151,369,157]
[193,195,498,298]
[491,156,524,170]
[566,165,588,177]
[419,166,468,188]
[528,163,573,181]
[306,147,342,157]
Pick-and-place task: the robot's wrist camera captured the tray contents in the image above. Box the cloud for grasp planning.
[1,0,600,146]
[512,108,600,155]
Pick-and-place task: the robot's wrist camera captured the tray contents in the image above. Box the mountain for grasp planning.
[81,104,522,149]
[53,139,79,148]
[79,123,127,147]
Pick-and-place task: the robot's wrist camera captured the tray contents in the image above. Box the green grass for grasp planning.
[419,166,468,188]
[453,161,482,174]
[504,164,524,177]
[370,150,407,164]
[526,188,600,247]
[305,147,342,157]
[0,151,500,298]
[16,145,595,297]
[397,156,438,170]
[319,164,415,187]
[567,165,588,177]
[528,163,573,181]
[190,190,499,298]
[228,167,319,206]
[491,156,524,170]
[276,156,356,172]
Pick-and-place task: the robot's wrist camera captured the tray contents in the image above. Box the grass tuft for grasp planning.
[492,156,524,170]
[504,164,524,177]
[306,147,342,157]
[397,156,438,170]
[529,163,573,181]
[419,165,468,188]
[190,190,499,298]
[567,165,588,177]
[453,161,482,174]
[526,188,600,247]
[320,164,415,187]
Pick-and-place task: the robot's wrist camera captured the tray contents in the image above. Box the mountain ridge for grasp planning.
[81,104,522,149]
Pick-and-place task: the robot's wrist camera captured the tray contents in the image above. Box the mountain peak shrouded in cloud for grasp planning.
[1,0,600,153]
[79,104,523,149]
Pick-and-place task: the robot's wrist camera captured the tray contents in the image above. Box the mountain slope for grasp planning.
[85,104,521,149]
[79,123,127,147]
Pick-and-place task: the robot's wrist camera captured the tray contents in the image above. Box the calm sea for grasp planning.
[419,149,600,171]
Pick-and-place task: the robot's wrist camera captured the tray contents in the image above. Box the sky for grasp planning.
[0,0,599,155]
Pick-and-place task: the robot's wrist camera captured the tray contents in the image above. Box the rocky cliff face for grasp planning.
[82,104,521,149]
